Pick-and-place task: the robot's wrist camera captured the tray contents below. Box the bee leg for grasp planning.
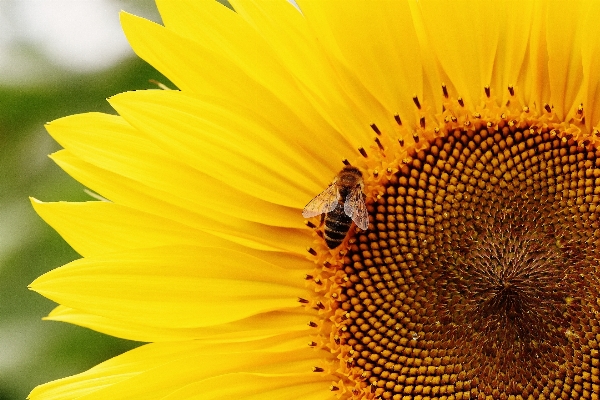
[318,213,326,228]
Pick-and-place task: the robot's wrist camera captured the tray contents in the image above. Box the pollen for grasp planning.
[305,87,600,399]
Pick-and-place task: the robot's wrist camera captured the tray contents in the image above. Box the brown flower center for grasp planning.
[339,125,600,399]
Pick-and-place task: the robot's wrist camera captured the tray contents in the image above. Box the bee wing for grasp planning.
[344,188,369,230]
[302,183,340,218]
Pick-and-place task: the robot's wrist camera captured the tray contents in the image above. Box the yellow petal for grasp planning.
[121,10,287,97]
[109,90,333,208]
[223,0,379,146]
[489,1,534,105]
[161,373,333,400]
[546,1,585,120]
[30,335,327,400]
[29,341,194,400]
[32,196,311,271]
[50,150,310,253]
[30,246,309,329]
[46,305,314,342]
[31,199,233,258]
[297,0,423,124]
[416,0,504,108]
[581,1,600,128]
[522,0,550,110]
[406,0,443,114]
[121,10,357,156]
[45,113,302,228]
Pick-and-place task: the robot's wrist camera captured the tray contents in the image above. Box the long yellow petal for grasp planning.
[33,196,311,272]
[581,1,600,128]
[29,341,195,400]
[161,373,333,400]
[30,246,309,329]
[45,113,303,228]
[46,305,314,342]
[31,200,237,258]
[489,1,534,105]
[30,335,327,400]
[50,150,311,253]
[109,90,333,207]
[406,0,443,114]
[151,0,367,152]
[416,0,504,108]
[546,1,585,120]
[121,10,357,156]
[298,0,423,124]
[224,0,379,146]
[521,0,550,111]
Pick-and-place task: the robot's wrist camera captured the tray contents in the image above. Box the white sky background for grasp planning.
[0,0,160,85]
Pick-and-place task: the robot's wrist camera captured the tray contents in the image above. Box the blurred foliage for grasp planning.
[0,57,173,400]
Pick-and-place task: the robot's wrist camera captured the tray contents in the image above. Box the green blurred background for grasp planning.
[0,1,175,398]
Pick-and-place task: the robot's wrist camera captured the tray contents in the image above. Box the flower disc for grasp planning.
[331,122,600,399]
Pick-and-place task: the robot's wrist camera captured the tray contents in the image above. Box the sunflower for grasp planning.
[29,1,600,399]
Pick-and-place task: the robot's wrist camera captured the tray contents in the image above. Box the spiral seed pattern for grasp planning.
[339,126,600,400]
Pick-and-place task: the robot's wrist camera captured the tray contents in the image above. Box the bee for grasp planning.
[303,166,369,248]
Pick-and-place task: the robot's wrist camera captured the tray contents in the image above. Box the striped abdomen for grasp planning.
[324,202,352,248]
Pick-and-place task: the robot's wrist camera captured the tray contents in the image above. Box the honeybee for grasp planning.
[303,166,369,248]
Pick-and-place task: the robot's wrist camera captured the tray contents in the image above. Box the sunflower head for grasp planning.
[28,1,600,400]
[306,80,600,397]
